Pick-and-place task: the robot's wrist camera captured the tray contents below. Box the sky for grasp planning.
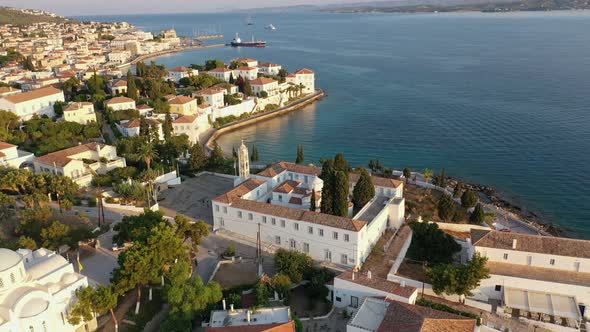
[1,0,371,16]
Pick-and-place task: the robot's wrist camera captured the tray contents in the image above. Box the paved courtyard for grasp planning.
[158,173,235,224]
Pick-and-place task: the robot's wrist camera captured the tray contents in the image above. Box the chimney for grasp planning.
[512,239,517,249]
[466,237,471,245]
[401,280,406,287]
[246,310,251,323]
[367,270,372,279]
[351,271,355,280]
[222,299,226,311]
[230,304,234,312]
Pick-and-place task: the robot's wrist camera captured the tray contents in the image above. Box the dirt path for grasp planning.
[98,291,137,332]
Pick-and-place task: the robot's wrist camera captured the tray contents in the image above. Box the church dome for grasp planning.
[19,297,49,318]
[0,249,22,272]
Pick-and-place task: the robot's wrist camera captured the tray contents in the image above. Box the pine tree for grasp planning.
[437,194,456,222]
[250,144,259,162]
[310,190,316,212]
[403,167,411,181]
[333,171,350,217]
[127,70,138,100]
[243,79,253,96]
[229,73,235,84]
[162,112,173,142]
[470,203,485,225]
[461,189,478,209]
[295,144,304,164]
[352,167,375,212]
[188,144,207,173]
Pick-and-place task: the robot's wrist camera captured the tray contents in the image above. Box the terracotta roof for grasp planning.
[0,141,16,150]
[137,104,153,110]
[377,300,476,332]
[471,229,590,259]
[119,119,140,128]
[337,270,417,298]
[213,178,267,204]
[236,66,257,71]
[257,162,321,178]
[112,79,127,87]
[206,321,295,332]
[64,102,93,112]
[35,142,102,167]
[233,57,257,63]
[0,87,20,94]
[173,115,197,124]
[349,173,403,189]
[106,96,135,105]
[2,86,62,104]
[168,95,195,105]
[273,180,300,194]
[295,68,314,75]
[230,199,366,232]
[209,67,233,73]
[250,77,277,86]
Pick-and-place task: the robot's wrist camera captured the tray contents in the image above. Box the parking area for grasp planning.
[158,173,235,224]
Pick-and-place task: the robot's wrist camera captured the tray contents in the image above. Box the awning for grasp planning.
[503,287,580,320]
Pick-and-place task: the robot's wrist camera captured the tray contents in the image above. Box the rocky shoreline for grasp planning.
[445,177,566,237]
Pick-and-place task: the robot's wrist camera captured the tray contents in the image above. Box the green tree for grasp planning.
[453,182,463,198]
[255,279,271,306]
[250,144,260,162]
[423,168,433,183]
[434,169,447,187]
[174,214,209,253]
[437,194,456,222]
[163,112,173,141]
[407,221,461,264]
[470,203,485,225]
[208,142,225,170]
[319,160,335,215]
[271,273,293,299]
[352,167,375,212]
[0,192,15,220]
[133,142,158,170]
[93,286,119,332]
[274,249,313,284]
[113,210,166,244]
[188,143,208,173]
[68,286,95,325]
[461,189,478,209]
[41,221,71,250]
[427,253,490,301]
[17,236,37,250]
[127,70,138,101]
[403,167,411,182]
[53,100,66,117]
[333,171,349,217]
[310,191,316,212]
[228,73,235,84]
[295,144,304,164]
[242,79,252,96]
[205,59,225,71]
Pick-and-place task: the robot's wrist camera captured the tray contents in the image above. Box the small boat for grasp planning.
[246,15,254,25]
[265,24,277,30]
[230,33,266,48]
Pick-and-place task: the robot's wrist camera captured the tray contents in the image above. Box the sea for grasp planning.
[77,11,590,239]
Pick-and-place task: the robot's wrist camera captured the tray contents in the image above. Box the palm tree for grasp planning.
[134,143,158,170]
[423,168,433,183]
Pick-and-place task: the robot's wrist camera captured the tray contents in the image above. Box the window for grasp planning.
[333,232,338,240]
[344,234,350,242]
[223,206,227,213]
[10,273,15,283]
[271,218,276,225]
[351,296,359,308]
[248,213,253,220]
[341,254,348,264]
[335,296,342,302]
[503,253,508,260]
[303,243,309,253]
[550,258,555,265]
[495,285,502,292]
[325,250,332,261]
[262,216,267,223]
[219,218,225,227]
[308,226,313,234]
[215,205,219,212]
[304,175,309,183]
[290,239,296,249]
[238,211,243,218]
[275,236,281,245]
[319,229,324,237]
[294,223,299,231]
[278,194,283,202]
[281,219,285,227]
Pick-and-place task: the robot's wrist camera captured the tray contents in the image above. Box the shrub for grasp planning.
[223,244,236,257]
[87,196,97,207]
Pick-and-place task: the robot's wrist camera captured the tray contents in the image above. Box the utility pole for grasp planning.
[256,223,263,277]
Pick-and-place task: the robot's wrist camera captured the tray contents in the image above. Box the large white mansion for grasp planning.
[0,248,95,332]
[212,142,405,268]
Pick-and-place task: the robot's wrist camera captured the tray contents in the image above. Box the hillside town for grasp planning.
[0,8,588,332]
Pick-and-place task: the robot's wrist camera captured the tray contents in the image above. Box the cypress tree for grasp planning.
[310,191,316,212]
[250,145,260,162]
[188,143,207,173]
[295,144,304,164]
[334,153,348,172]
[333,171,350,217]
[229,73,235,84]
[352,167,375,212]
[403,167,411,181]
[470,203,485,225]
[461,189,478,208]
[162,112,173,142]
[320,160,335,215]
[127,70,138,101]
[243,79,252,96]
[453,182,463,198]
[437,194,456,222]
[232,146,238,160]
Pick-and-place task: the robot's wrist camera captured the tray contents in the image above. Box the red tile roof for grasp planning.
[250,77,277,86]
[0,141,16,150]
[64,102,93,112]
[337,270,417,299]
[295,68,314,75]
[35,142,103,167]
[206,321,295,332]
[106,96,135,105]
[236,66,257,71]
[209,67,233,73]
[213,178,267,204]
[112,79,127,87]
[272,180,300,194]
[173,115,197,124]
[2,86,62,104]
[377,300,476,332]
[168,95,195,105]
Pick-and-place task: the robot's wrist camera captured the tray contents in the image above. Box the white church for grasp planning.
[212,142,406,268]
[0,248,96,332]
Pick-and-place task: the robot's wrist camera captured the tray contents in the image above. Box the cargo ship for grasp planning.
[230,33,266,48]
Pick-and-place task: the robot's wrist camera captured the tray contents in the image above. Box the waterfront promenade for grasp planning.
[117,43,226,70]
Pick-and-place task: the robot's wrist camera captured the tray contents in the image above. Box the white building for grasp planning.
[467,229,590,326]
[116,118,163,140]
[0,141,34,169]
[193,87,225,109]
[168,95,198,115]
[258,63,282,76]
[0,247,96,332]
[347,297,476,332]
[172,115,208,144]
[250,77,279,97]
[208,67,234,82]
[110,79,127,96]
[63,102,96,124]
[232,57,258,68]
[0,86,65,120]
[233,66,258,81]
[33,143,126,187]
[105,96,136,111]
[286,68,315,94]
[212,161,405,268]
[207,306,294,331]
[107,50,131,64]
[167,66,195,83]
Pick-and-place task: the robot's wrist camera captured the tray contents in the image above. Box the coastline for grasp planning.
[117,43,226,70]
[204,89,326,152]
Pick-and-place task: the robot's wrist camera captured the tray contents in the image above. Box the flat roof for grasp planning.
[487,261,590,287]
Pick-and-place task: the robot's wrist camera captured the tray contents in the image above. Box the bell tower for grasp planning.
[238,140,250,180]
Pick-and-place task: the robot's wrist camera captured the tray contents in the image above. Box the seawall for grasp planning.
[205,89,326,152]
[117,43,226,69]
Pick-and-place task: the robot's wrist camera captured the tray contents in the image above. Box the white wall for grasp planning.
[476,246,589,273]
[333,277,417,311]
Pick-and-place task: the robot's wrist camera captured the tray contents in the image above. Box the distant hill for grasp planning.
[0,7,75,25]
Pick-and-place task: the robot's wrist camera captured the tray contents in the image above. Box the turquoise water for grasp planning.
[82,12,590,238]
